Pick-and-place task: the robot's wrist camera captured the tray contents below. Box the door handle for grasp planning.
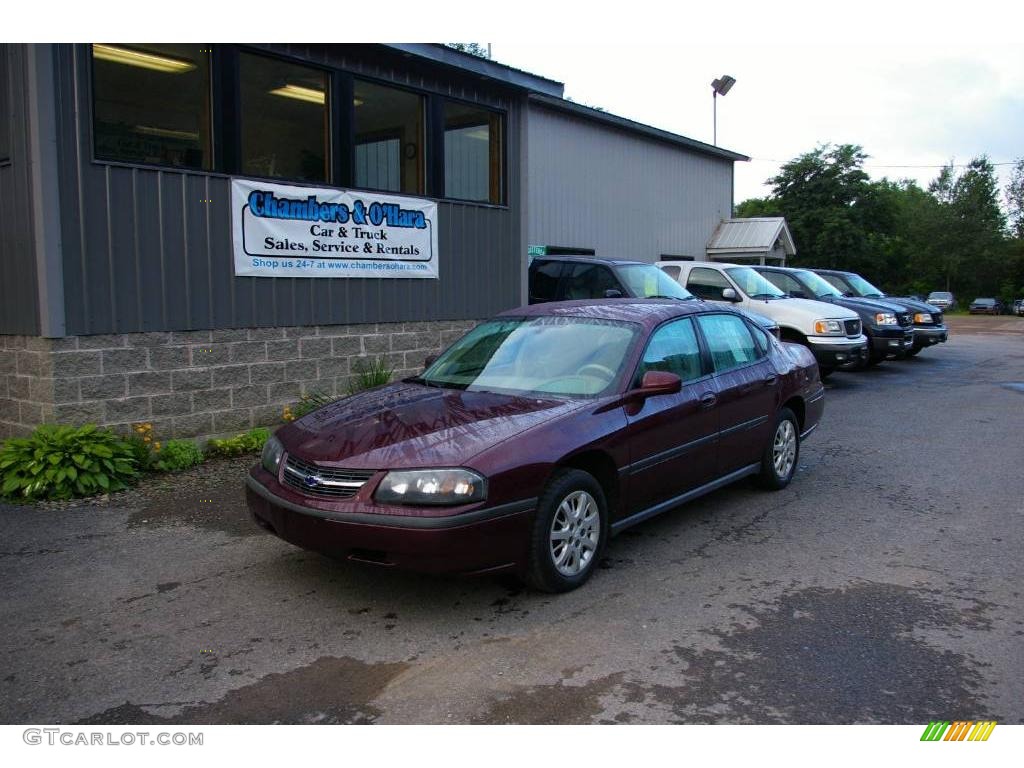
[699,392,717,408]
[764,374,777,386]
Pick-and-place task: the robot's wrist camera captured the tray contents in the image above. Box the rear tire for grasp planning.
[757,408,800,490]
[524,469,608,593]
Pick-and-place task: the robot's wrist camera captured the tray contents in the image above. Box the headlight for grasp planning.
[813,319,843,335]
[874,312,897,326]
[913,312,933,324]
[261,435,284,475]
[375,468,487,506]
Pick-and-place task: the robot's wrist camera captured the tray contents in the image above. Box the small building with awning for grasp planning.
[705,217,796,265]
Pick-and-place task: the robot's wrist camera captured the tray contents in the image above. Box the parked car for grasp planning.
[969,298,1003,315]
[528,256,781,337]
[753,265,913,366]
[926,291,956,311]
[1014,299,1024,317]
[247,300,824,592]
[813,269,948,357]
[656,260,867,377]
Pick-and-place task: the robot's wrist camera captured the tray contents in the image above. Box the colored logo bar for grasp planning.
[920,721,997,741]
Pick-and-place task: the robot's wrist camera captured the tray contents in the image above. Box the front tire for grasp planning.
[525,469,607,593]
[757,408,800,490]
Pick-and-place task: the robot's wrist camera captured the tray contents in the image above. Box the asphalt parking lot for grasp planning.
[1,318,1022,724]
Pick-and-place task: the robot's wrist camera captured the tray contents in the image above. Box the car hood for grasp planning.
[757,296,858,319]
[877,295,940,315]
[278,381,587,469]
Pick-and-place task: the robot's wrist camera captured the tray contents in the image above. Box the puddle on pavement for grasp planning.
[75,655,408,724]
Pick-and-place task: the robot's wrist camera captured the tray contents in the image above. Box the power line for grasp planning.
[749,158,1018,169]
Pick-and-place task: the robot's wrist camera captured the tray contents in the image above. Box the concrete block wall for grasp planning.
[0,320,477,441]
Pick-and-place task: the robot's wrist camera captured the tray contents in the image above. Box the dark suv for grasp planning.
[528,256,780,336]
[813,269,948,357]
[754,265,911,366]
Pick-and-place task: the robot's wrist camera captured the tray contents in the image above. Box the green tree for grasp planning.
[930,157,1007,296]
[1006,157,1024,239]
[765,144,897,276]
[447,43,489,58]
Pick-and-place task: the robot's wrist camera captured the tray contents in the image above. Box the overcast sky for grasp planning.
[491,43,1024,206]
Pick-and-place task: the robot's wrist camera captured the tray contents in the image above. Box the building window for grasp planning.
[239,52,328,182]
[0,45,9,162]
[92,44,212,170]
[444,101,503,204]
[353,80,424,194]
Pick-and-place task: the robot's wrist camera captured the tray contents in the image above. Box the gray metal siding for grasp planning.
[0,44,41,336]
[527,105,733,262]
[53,44,523,335]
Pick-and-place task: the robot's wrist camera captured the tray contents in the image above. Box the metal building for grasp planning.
[0,43,749,439]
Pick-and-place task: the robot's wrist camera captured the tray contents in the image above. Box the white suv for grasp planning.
[657,261,868,375]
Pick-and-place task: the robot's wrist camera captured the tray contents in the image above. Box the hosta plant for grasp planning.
[0,424,139,501]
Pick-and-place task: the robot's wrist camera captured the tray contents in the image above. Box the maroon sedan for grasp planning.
[247,300,824,592]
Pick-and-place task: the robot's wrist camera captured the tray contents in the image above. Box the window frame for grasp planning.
[88,43,219,173]
[0,44,11,165]
[632,316,710,388]
[351,76,427,196]
[693,312,766,375]
[438,95,507,205]
[234,47,334,185]
[84,44,510,208]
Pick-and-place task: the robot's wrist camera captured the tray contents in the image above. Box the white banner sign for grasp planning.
[231,179,439,279]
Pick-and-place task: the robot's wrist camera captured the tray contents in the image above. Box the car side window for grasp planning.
[696,314,760,373]
[528,260,563,303]
[660,265,681,281]
[561,263,623,300]
[747,321,772,356]
[760,271,805,298]
[637,318,704,383]
[686,267,732,300]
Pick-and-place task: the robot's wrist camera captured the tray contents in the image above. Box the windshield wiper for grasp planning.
[647,294,692,300]
[749,293,778,300]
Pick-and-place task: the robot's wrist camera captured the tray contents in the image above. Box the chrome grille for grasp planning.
[844,319,861,337]
[282,454,374,498]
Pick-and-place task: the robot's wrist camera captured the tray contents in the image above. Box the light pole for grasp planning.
[711,75,736,146]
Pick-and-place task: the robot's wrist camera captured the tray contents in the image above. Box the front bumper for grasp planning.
[245,470,535,575]
[805,334,869,369]
[913,325,948,348]
[869,327,915,357]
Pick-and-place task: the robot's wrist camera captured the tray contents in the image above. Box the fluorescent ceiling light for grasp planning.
[135,125,199,140]
[93,44,196,73]
[269,84,325,104]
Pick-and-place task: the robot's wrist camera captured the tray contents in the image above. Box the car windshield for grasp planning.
[845,273,885,298]
[616,264,695,300]
[929,292,953,300]
[725,267,787,299]
[793,269,843,299]
[415,316,640,397]
[974,298,995,305]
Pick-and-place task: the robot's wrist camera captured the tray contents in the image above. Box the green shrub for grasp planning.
[0,424,138,501]
[153,439,204,472]
[206,427,270,458]
[348,357,394,394]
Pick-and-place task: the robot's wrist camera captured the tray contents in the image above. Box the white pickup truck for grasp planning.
[657,261,868,375]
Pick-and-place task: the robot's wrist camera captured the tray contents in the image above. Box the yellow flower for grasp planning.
[143,436,152,443]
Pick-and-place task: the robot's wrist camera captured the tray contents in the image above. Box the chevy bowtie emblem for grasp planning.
[304,474,320,487]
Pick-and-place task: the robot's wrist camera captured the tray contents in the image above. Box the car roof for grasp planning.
[811,268,853,277]
[532,255,648,267]
[500,299,729,329]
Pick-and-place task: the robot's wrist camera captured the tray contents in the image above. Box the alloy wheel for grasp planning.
[549,490,600,577]
[772,419,797,479]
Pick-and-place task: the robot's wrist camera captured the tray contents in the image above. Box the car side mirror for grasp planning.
[424,354,438,368]
[721,288,740,302]
[637,371,682,397]
[604,289,624,299]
